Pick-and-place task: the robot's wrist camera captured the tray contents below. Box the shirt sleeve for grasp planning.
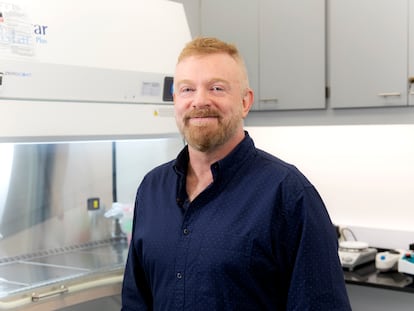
[285,185,352,310]
[121,201,153,311]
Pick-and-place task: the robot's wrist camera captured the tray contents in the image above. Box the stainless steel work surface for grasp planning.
[0,261,86,297]
[0,279,27,297]
[28,245,128,271]
[0,242,129,299]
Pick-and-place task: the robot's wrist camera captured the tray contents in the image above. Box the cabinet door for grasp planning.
[200,0,260,110]
[259,0,326,110]
[329,0,408,108]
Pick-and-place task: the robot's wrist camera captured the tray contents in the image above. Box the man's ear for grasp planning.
[242,88,254,118]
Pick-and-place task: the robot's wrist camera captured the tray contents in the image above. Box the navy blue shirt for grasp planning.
[122,133,351,310]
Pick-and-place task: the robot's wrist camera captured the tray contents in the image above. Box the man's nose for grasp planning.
[192,89,211,108]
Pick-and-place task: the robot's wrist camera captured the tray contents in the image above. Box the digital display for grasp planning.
[162,76,174,102]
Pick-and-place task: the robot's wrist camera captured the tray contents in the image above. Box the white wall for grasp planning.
[246,124,414,249]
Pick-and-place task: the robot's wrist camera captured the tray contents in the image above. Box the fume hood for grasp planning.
[0,0,191,309]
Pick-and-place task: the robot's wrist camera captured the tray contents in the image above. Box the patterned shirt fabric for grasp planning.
[121,132,351,310]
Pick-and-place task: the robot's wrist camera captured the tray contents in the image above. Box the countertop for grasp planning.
[344,261,414,294]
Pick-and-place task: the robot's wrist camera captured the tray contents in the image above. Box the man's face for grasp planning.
[173,53,251,152]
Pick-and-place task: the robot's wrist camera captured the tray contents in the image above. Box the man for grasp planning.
[122,37,351,310]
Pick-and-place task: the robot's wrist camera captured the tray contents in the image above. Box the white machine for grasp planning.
[338,240,378,271]
[0,0,191,310]
[375,250,403,272]
[0,0,192,140]
[398,251,414,275]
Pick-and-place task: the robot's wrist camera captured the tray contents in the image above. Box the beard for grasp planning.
[177,107,242,152]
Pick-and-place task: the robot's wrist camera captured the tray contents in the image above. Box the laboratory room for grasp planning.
[0,0,413,310]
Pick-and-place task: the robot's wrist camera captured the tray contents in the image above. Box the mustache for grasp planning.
[184,108,221,120]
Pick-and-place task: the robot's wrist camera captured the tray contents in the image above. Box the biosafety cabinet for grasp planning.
[0,0,191,309]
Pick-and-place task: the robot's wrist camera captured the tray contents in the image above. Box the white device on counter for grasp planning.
[338,240,377,271]
[375,250,402,272]
[398,251,414,275]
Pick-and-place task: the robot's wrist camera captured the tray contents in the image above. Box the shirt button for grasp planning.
[176,272,183,279]
[183,228,189,235]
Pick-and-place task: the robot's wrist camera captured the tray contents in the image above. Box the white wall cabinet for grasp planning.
[328,0,409,108]
[258,0,326,110]
[200,0,260,110]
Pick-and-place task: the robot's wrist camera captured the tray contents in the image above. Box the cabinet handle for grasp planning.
[260,98,278,102]
[377,92,401,97]
[32,285,68,302]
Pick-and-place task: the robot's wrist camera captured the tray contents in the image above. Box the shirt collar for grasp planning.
[173,131,256,181]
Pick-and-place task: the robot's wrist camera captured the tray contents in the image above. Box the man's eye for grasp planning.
[211,86,224,92]
[177,87,195,97]
[181,87,194,93]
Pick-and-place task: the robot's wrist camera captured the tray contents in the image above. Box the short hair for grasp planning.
[178,37,240,62]
[176,37,250,90]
